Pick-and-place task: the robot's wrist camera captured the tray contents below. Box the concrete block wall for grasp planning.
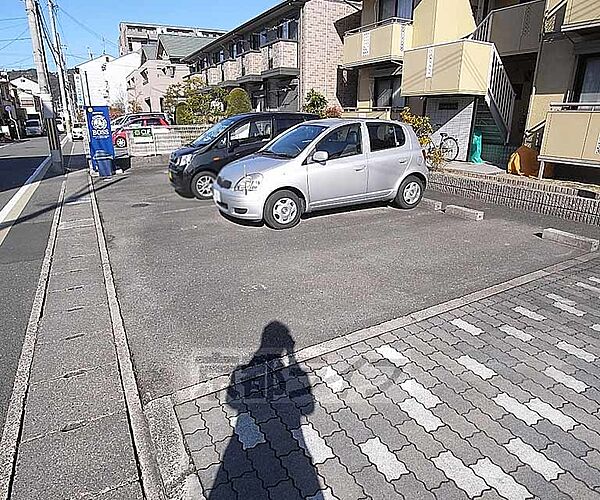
[300,0,360,107]
[429,171,600,225]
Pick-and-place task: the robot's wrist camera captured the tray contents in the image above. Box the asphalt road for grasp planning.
[0,139,72,428]
[0,138,50,212]
[94,162,600,404]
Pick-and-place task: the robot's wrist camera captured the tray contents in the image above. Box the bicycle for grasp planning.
[427,132,460,162]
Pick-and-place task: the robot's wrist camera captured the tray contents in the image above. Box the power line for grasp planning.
[0,27,29,52]
[57,5,118,49]
[0,37,29,42]
[0,17,27,22]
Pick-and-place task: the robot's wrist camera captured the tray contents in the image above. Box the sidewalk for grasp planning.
[4,168,145,499]
[162,252,600,499]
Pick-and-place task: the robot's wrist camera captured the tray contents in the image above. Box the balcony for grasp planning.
[239,52,262,83]
[206,66,222,86]
[539,103,600,167]
[343,18,413,68]
[401,40,493,97]
[471,0,545,56]
[222,59,242,83]
[261,41,299,78]
[563,0,600,30]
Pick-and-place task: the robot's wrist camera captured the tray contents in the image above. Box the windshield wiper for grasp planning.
[260,151,294,158]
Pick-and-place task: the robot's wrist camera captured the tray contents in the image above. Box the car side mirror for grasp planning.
[312,150,329,163]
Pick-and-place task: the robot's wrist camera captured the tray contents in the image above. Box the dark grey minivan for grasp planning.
[168,112,317,199]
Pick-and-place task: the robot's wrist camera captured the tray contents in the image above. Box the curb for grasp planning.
[445,205,484,221]
[542,228,600,252]
[0,176,66,500]
[88,175,166,500]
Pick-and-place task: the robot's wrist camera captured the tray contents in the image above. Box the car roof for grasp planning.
[227,111,317,120]
[305,118,405,127]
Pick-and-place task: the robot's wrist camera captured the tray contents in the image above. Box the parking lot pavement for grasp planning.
[176,253,600,499]
[93,162,600,403]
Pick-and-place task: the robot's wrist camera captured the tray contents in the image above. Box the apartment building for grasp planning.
[342,0,600,173]
[119,22,225,56]
[74,52,141,110]
[126,34,217,112]
[533,0,600,176]
[184,0,361,112]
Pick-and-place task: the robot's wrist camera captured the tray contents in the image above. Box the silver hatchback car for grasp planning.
[212,118,428,229]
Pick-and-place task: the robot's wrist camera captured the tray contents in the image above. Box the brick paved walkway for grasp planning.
[174,255,600,500]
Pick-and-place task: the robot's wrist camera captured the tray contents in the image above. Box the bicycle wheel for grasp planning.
[440,137,460,162]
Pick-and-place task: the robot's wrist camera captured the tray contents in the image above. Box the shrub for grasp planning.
[324,105,343,118]
[303,89,328,117]
[226,88,252,117]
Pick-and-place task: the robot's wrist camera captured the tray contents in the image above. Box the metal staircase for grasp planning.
[469,14,517,145]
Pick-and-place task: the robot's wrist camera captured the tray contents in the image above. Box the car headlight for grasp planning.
[234,173,263,192]
[177,154,193,167]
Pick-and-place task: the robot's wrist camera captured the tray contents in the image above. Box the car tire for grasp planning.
[395,175,424,209]
[191,171,216,200]
[264,190,302,230]
[115,137,127,148]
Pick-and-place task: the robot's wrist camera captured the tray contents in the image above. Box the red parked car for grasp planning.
[112,116,169,149]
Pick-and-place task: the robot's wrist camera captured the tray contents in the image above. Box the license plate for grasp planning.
[213,189,221,203]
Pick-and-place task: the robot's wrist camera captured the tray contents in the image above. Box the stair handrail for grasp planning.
[486,45,516,142]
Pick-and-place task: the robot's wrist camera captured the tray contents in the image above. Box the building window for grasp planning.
[250,34,260,51]
[574,54,600,103]
[373,76,404,109]
[277,20,298,41]
[378,0,413,21]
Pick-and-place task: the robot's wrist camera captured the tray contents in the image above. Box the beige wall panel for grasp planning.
[458,43,492,94]
[582,112,600,162]
[565,0,600,27]
[526,38,576,129]
[541,111,589,158]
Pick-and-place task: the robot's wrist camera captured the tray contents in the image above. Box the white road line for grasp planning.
[457,355,497,380]
[451,318,483,336]
[499,325,533,342]
[471,458,532,500]
[433,451,488,498]
[0,137,69,248]
[513,307,546,322]
[556,341,597,362]
[360,437,408,480]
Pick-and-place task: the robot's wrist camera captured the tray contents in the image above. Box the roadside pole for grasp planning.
[24,0,63,173]
[48,0,72,138]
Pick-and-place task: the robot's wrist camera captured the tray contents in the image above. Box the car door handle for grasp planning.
[398,158,408,164]
[355,166,366,171]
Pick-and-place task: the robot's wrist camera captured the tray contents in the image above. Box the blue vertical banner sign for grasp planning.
[85,106,114,176]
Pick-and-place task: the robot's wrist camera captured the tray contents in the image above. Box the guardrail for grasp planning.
[126,124,211,157]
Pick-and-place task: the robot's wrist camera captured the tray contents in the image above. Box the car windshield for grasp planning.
[191,117,238,147]
[26,120,40,127]
[260,124,326,158]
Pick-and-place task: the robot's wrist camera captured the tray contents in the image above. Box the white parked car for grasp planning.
[71,123,85,140]
[25,119,43,137]
[212,118,429,229]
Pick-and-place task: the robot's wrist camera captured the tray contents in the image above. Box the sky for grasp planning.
[0,0,277,71]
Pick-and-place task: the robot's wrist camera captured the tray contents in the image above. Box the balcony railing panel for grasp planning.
[343,18,412,68]
[540,103,600,166]
[472,0,545,55]
[564,0,600,30]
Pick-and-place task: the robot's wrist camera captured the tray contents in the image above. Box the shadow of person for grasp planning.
[207,321,320,499]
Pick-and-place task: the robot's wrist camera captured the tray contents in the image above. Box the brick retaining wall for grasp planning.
[429,171,600,226]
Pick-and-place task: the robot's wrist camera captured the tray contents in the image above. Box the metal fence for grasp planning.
[127,124,211,157]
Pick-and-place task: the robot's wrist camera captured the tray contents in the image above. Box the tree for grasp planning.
[303,89,328,117]
[225,88,252,117]
[163,77,227,125]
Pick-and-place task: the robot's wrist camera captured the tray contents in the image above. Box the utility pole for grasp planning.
[25,0,63,172]
[48,0,72,137]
